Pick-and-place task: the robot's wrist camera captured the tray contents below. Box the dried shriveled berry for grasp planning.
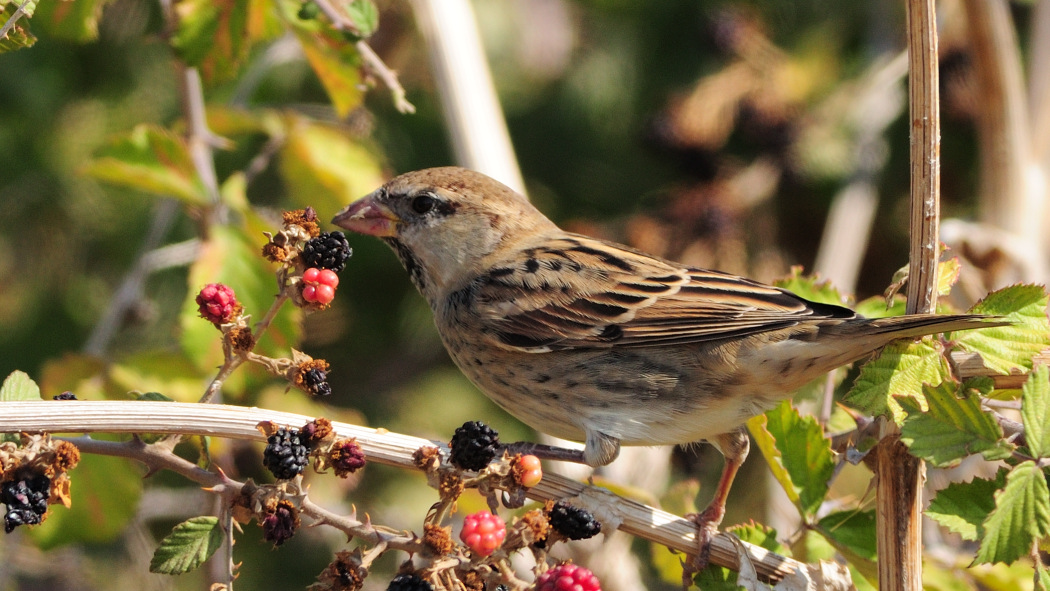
[329,439,366,477]
[2,473,51,533]
[448,421,499,471]
[263,427,310,480]
[52,392,77,400]
[302,231,352,273]
[549,501,601,540]
[261,499,300,546]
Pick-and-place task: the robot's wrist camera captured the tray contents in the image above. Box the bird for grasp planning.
[332,166,1003,564]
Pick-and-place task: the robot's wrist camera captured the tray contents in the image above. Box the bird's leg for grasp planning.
[500,430,621,467]
[686,429,750,572]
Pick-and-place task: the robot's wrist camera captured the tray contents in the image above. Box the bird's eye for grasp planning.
[411,194,437,214]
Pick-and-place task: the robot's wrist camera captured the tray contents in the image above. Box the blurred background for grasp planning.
[1,0,1047,589]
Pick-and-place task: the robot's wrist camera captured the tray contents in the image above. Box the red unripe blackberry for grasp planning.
[196,283,241,326]
[535,563,602,591]
[459,510,506,557]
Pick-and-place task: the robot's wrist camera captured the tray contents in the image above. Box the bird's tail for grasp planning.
[853,314,1009,340]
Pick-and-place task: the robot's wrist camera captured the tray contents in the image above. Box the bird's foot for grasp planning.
[684,504,723,573]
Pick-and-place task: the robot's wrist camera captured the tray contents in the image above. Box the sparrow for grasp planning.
[332,166,1002,560]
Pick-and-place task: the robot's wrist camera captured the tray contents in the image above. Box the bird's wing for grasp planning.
[453,234,855,352]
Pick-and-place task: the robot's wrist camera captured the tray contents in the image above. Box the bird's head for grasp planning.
[332,167,557,300]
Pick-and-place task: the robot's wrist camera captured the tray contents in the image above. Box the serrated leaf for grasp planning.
[0,370,42,401]
[975,461,1050,564]
[747,401,834,517]
[1023,366,1050,458]
[898,381,1014,467]
[952,284,1050,374]
[816,509,877,561]
[774,266,846,306]
[926,470,1007,541]
[938,257,962,296]
[844,338,950,421]
[150,516,224,574]
[279,116,385,213]
[80,125,210,205]
[137,391,175,402]
[0,1,37,52]
[290,26,364,118]
[345,0,378,37]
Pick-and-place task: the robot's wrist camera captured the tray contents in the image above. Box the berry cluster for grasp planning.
[448,421,499,470]
[302,231,352,273]
[459,510,506,557]
[2,473,51,533]
[548,502,602,540]
[535,563,602,591]
[301,267,339,305]
[263,427,311,480]
[196,283,241,326]
[387,573,433,591]
[515,454,543,487]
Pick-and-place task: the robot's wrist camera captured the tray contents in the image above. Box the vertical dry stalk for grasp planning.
[876,0,940,589]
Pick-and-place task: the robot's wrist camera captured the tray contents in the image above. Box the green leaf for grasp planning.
[898,381,1014,467]
[937,256,962,297]
[855,294,907,319]
[952,284,1050,374]
[844,338,951,422]
[137,392,175,402]
[693,522,784,589]
[747,401,834,517]
[0,370,42,401]
[172,0,278,83]
[816,509,877,561]
[0,1,37,52]
[289,27,364,118]
[32,0,112,43]
[279,116,385,213]
[774,267,847,307]
[926,469,1007,541]
[1023,365,1050,458]
[1039,563,1050,591]
[975,461,1050,565]
[345,0,378,38]
[150,516,224,575]
[30,452,142,549]
[80,125,210,205]
[180,224,302,379]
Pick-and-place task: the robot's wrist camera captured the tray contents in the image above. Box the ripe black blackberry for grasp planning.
[548,501,602,540]
[2,473,51,533]
[302,368,332,397]
[302,231,352,273]
[387,573,433,591]
[53,392,77,400]
[448,421,499,470]
[263,427,311,480]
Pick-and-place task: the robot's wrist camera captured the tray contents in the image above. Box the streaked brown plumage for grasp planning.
[332,166,1003,559]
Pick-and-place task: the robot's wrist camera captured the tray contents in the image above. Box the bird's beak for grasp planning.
[331,193,400,237]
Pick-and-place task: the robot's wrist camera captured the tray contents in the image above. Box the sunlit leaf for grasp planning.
[748,401,834,517]
[32,0,113,43]
[345,0,378,38]
[1023,365,1050,458]
[150,516,224,574]
[975,461,1050,565]
[80,124,210,205]
[0,370,41,401]
[290,27,364,118]
[898,381,1014,467]
[0,0,37,52]
[951,284,1050,375]
[774,266,846,306]
[172,0,279,83]
[844,338,950,422]
[926,469,1006,541]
